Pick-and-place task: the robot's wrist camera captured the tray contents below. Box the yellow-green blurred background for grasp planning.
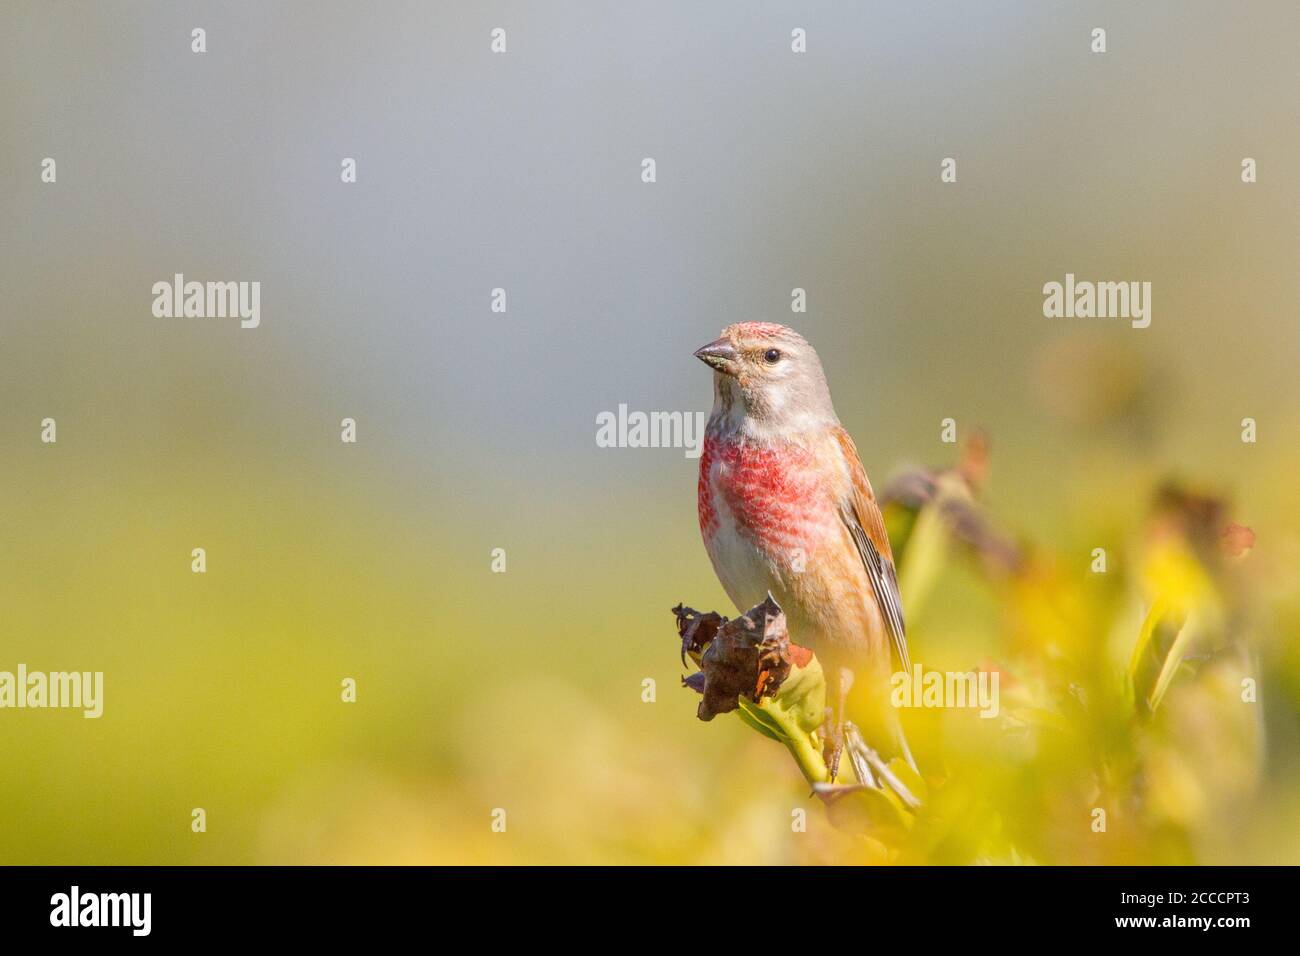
[2,1,1298,864]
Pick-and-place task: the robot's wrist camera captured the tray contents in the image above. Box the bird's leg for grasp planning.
[813,721,880,798]
[821,708,841,782]
[812,725,877,801]
[821,666,855,783]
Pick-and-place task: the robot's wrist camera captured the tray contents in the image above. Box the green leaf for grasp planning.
[735,698,788,743]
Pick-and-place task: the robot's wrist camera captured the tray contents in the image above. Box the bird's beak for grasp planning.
[694,337,739,375]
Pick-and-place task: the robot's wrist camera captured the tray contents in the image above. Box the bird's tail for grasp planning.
[893,713,920,775]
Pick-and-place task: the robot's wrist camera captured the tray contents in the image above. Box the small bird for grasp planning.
[694,322,913,779]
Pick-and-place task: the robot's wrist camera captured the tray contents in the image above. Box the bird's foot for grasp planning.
[821,707,846,783]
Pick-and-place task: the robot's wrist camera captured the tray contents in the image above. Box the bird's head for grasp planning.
[694,322,837,431]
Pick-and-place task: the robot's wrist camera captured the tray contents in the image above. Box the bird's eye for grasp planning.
[763,348,781,364]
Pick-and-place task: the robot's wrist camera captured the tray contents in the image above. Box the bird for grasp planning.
[693,321,914,781]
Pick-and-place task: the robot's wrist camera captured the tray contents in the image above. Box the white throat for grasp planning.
[707,373,837,444]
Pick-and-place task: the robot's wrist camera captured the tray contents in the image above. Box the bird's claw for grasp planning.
[821,707,846,783]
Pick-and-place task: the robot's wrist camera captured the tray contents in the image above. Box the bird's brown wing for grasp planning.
[831,426,910,673]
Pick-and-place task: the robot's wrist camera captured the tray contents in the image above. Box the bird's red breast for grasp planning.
[699,433,834,553]
[697,424,899,674]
